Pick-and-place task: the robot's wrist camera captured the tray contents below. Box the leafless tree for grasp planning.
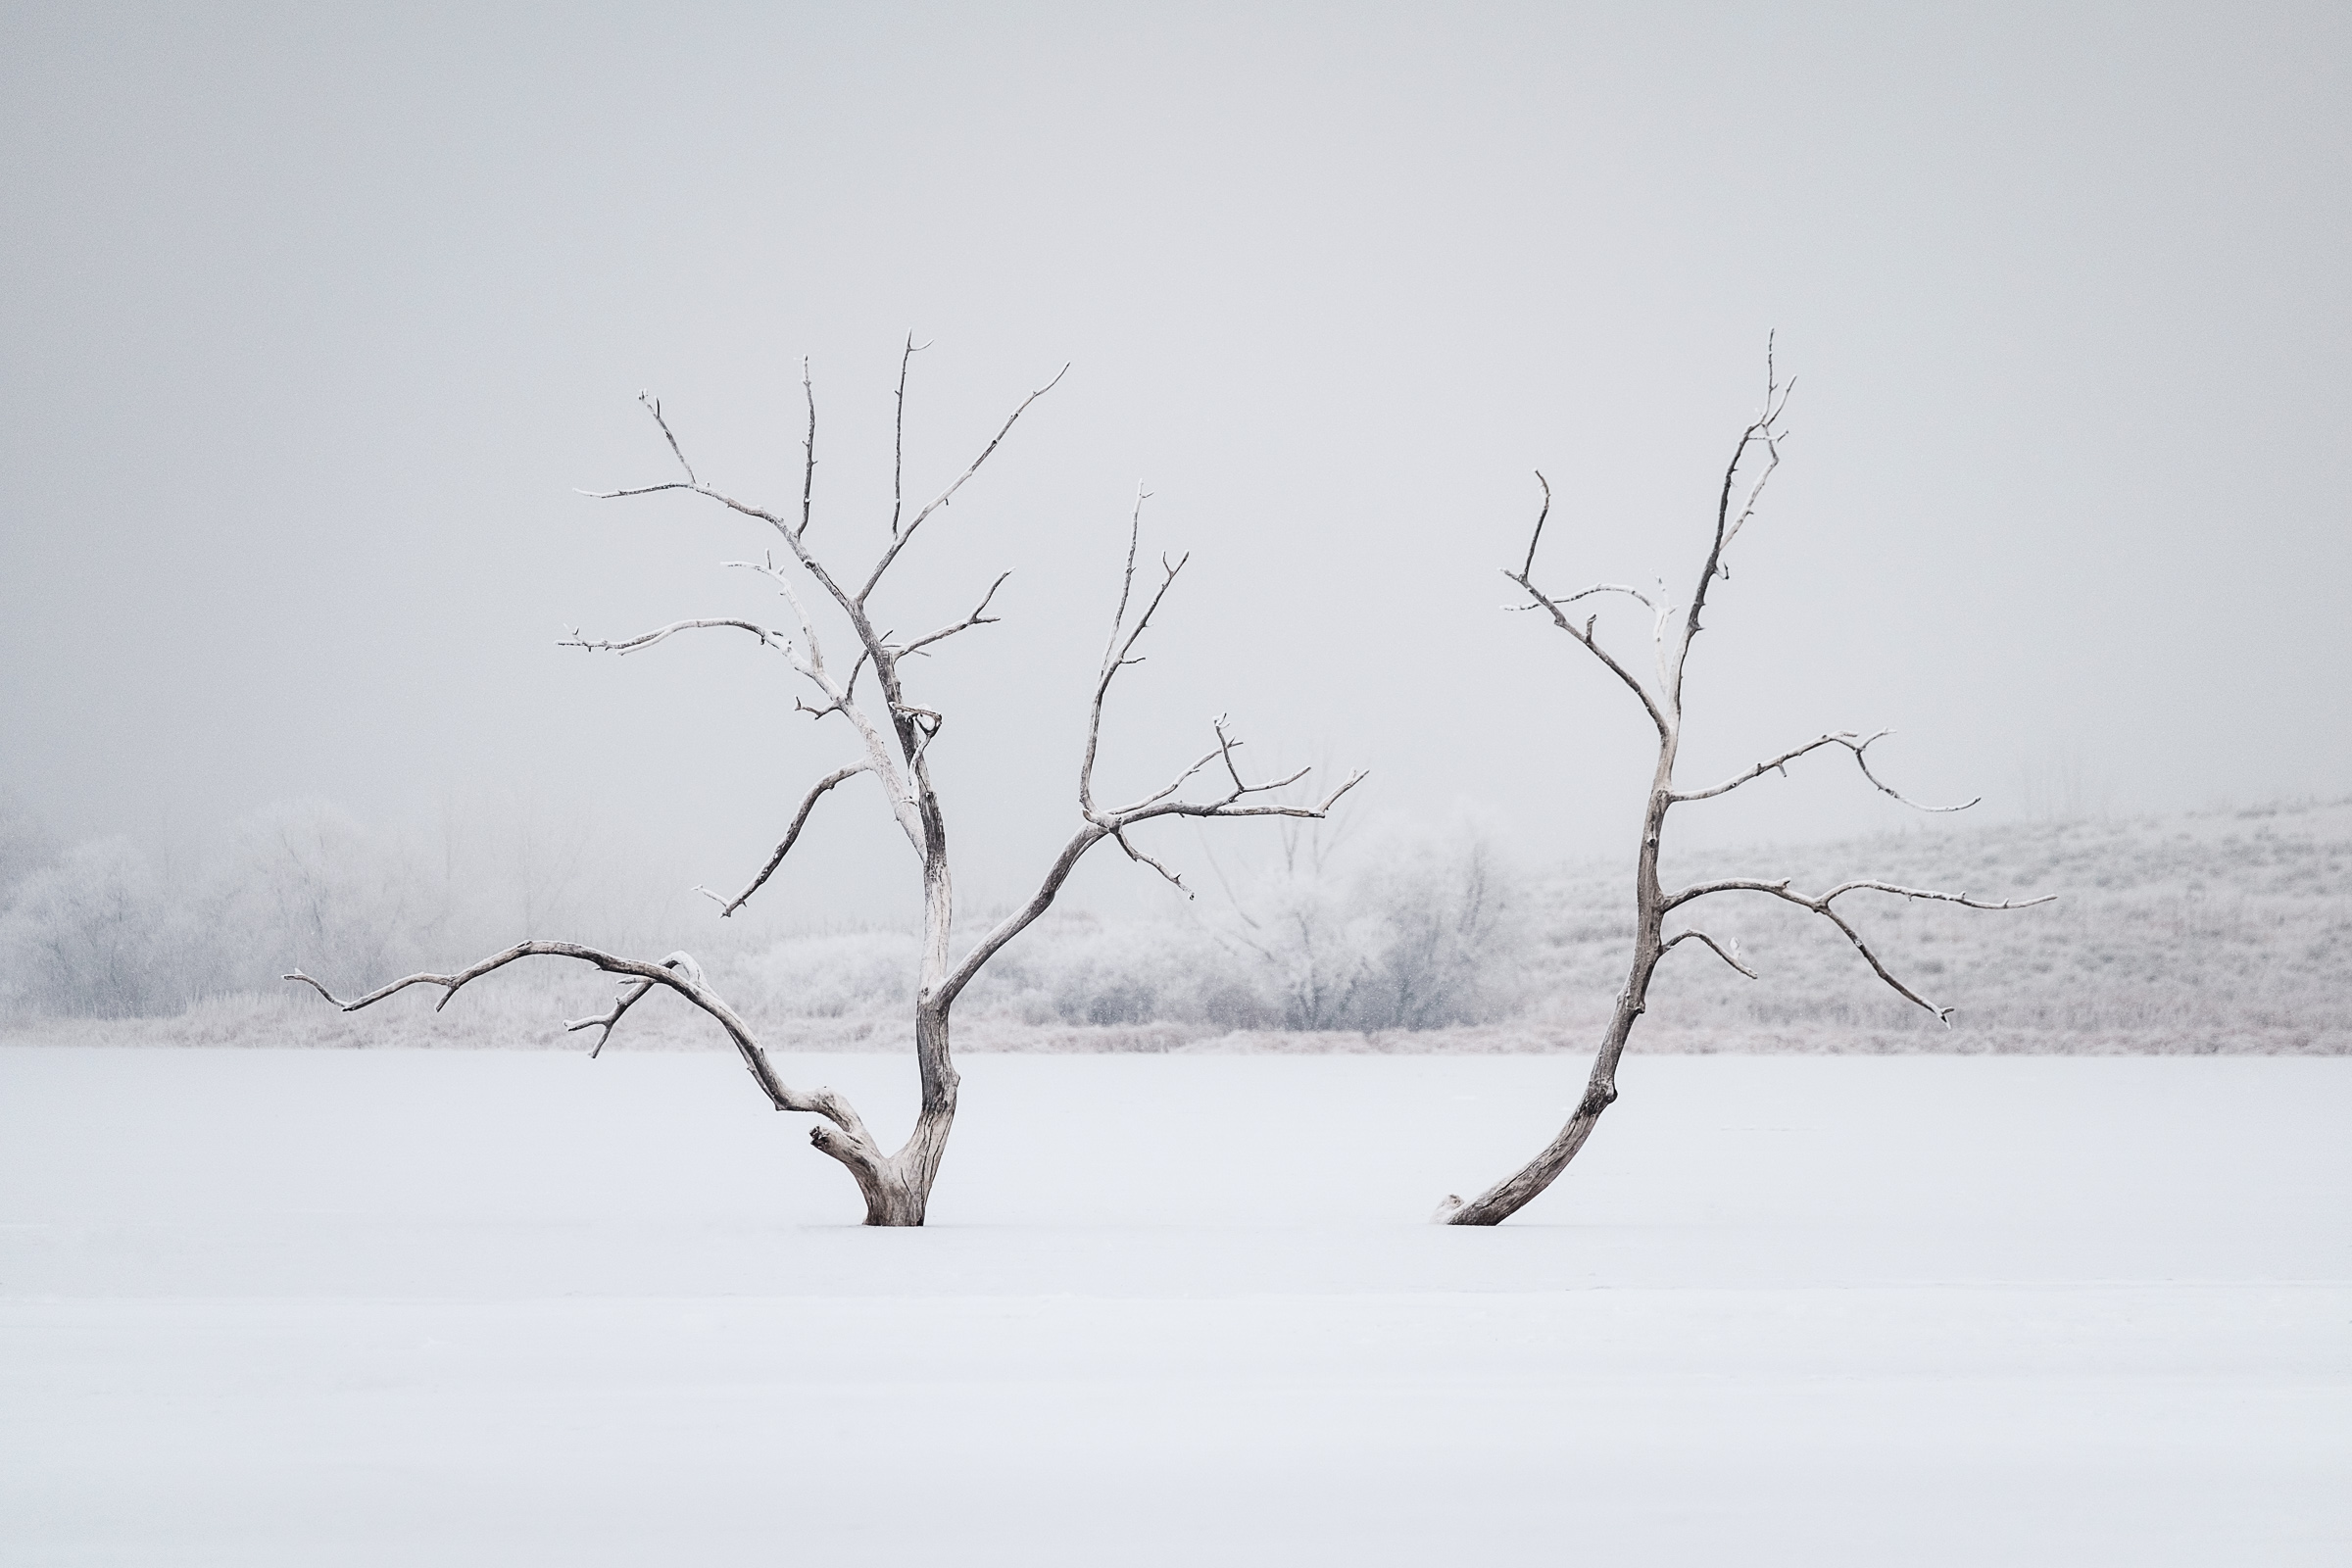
[1437,343,2050,1226]
[287,344,1361,1226]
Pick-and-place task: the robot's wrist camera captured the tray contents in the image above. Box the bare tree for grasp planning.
[288,344,1361,1226]
[1437,343,2050,1227]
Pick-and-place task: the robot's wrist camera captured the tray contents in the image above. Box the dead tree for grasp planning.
[287,344,1361,1226]
[1437,344,2050,1227]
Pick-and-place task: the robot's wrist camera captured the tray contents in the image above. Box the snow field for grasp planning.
[3,1050,2348,1564]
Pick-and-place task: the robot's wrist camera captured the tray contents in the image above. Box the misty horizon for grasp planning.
[6,4,2347,937]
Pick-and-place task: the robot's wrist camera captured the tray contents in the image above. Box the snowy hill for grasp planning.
[1516,797,2352,1054]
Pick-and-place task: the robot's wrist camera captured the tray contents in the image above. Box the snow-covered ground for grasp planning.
[4,1049,2347,1564]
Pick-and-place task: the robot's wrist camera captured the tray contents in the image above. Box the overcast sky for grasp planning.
[4,2,2346,923]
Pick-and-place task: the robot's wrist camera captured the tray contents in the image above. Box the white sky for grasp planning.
[4,2,2347,923]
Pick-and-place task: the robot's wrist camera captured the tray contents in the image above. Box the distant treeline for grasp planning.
[5,793,2347,1053]
[0,795,1525,1034]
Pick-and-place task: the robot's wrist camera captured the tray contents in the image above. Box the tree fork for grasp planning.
[288,345,1360,1225]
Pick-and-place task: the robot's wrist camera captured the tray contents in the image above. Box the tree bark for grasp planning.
[1444,776,1670,1226]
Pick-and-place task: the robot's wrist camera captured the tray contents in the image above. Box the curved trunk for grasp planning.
[1443,771,1674,1226]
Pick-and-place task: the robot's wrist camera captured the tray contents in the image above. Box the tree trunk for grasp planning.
[1442,780,1671,1226]
[860,999,956,1226]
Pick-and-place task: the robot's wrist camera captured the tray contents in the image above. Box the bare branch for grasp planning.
[639,393,699,486]
[1114,744,1222,813]
[1505,565,1672,739]
[898,570,1011,658]
[1671,728,1981,810]
[1679,333,1792,692]
[1850,734,1980,812]
[891,334,930,536]
[1112,755,1361,823]
[284,941,881,1165]
[799,360,817,539]
[577,481,697,501]
[1673,730,1875,802]
[1113,827,1189,894]
[1662,928,1759,979]
[559,618,787,657]
[856,363,1069,606]
[702,764,871,917]
[1081,488,1184,814]
[1313,768,1371,814]
[1555,581,1659,612]
[1662,877,2054,1023]
[1817,879,2058,911]
[937,722,1363,1012]
[564,951,703,1057]
[1521,469,1552,577]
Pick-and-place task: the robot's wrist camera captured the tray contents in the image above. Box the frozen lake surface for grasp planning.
[3,1049,2347,1564]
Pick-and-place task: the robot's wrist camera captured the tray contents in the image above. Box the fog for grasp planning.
[5,3,2347,929]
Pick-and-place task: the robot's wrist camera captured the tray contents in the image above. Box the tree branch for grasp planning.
[1676,333,1793,700]
[558,618,788,657]
[799,359,817,540]
[1504,565,1672,739]
[641,392,699,486]
[897,570,1011,658]
[1521,469,1552,577]
[891,334,929,536]
[1671,728,1981,810]
[1661,928,1758,979]
[1660,877,2054,1023]
[1080,487,1183,814]
[939,603,1368,1015]
[855,363,1069,606]
[700,764,871,917]
[284,941,883,1167]
[563,950,703,1056]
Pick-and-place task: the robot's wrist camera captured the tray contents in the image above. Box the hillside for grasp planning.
[1516,797,2352,1054]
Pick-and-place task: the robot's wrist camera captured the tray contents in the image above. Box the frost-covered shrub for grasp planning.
[0,838,175,1017]
[710,823,1530,1037]
[960,914,1270,1029]
[194,801,454,995]
[727,930,920,1018]
[1202,820,1528,1031]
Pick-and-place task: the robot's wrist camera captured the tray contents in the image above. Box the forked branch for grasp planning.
[934,493,1365,1004]
[564,950,704,1057]
[1672,729,1982,810]
[856,364,1070,606]
[1503,564,1671,738]
[1663,877,2055,1023]
[284,941,882,1168]
[1662,928,1759,979]
[898,571,1012,658]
